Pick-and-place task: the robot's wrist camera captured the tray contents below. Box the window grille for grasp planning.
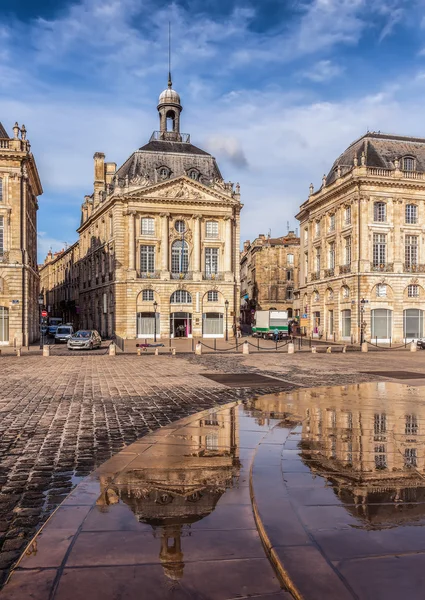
[405,204,418,224]
[207,291,218,302]
[408,284,419,298]
[374,202,386,222]
[373,233,387,266]
[205,247,218,275]
[405,235,418,267]
[374,413,386,435]
[140,245,155,273]
[142,289,154,301]
[403,157,415,171]
[171,241,188,273]
[0,216,3,253]
[141,218,155,235]
[345,236,351,265]
[405,414,418,435]
[374,445,387,469]
[405,448,417,467]
[175,220,186,233]
[345,206,351,225]
[205,220,219,238]
[170,290,192,303]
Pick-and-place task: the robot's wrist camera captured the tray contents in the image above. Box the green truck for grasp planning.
[252,310,289,339]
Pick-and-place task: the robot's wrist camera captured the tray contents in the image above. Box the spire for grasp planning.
[168,22,172,89]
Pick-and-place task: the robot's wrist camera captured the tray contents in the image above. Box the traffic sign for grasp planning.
[41,310,48,317]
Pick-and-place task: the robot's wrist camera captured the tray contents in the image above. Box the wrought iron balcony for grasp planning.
[139,271,161,279]
[0,251,9,263]
[370,263,394,272]
[339,264,351,274]
[324,268,335,278]
[171,271,193,280]
[202,271,224,281]
[403,264,425,273]
[311,271,320,281]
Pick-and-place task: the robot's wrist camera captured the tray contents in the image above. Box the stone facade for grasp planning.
[297,132,425,343]
[240,232,300,324]
[0,122,42,346]
[39,79,241,345]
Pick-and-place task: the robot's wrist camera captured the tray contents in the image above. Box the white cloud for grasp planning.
[300,60,344,82]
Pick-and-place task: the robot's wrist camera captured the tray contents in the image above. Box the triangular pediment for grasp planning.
[124,175,240,206]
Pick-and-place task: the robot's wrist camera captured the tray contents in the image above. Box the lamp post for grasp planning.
[38,293,44,349]
[360,298,368,345]
[225,299,229,342]
[153,300,158,342]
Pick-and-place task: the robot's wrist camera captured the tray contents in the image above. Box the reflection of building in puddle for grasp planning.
[97,405,240,581]
[251,383,425,527]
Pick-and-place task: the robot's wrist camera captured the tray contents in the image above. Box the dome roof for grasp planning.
[158,87,181,106]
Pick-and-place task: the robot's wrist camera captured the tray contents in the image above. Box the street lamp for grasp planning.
[153,300,158,342]
[38,293,44,349]
[225,299,229,342]
[360,298,368,345]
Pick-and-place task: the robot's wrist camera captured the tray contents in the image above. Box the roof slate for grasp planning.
[139,140,210,156]
[0,122,9,139]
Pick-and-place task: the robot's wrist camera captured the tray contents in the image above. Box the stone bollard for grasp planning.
[42,345,50,357]
[287,343,295,354]
[154,348,159,356]
[410,341,417,353]
[326,346,332,353]
[342,346,347,353]
[108,343,116,356]
[361,342,368,353]
[195,342,202,355]
[243,341,249,354]
[137,347,142,356]
[311,346,316,353]
[171,348,176,356]
[16,347,21,357]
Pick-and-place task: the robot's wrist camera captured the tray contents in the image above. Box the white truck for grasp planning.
[252,310,289,339]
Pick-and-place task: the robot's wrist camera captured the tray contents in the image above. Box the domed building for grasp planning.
[40,76,242,346]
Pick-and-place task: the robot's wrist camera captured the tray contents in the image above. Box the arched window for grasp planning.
[171,240,188,273]
[170,290,192,303]
[159,167,170,180]
[374,202,386,222]
[175,220,186,233]
[408,284,419,298]
[403,156,415,172]
[188,169,200,180]
[166,110,175,132]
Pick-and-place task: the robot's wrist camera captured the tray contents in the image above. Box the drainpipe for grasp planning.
[357,183,361,344]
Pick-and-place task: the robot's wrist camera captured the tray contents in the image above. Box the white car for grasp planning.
[54,325,74,343]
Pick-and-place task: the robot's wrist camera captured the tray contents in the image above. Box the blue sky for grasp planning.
[2,0,425,259]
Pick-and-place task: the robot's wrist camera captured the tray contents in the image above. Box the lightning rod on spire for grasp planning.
[168,22,172,88]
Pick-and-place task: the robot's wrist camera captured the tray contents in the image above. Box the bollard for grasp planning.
[410,341,417,353]
[342,346,347,353]
[195,342,202,356]
[171,348,176,356]
[42,345,50,357]
[326,346,332,354]
[108,343,116,356]
[361,342,368,353]
[16,347,21,357]
[243,341,249,355]
[137,347,142,356]
[154,348,159,356]
[311,346,316,354]
[288,343,295,354]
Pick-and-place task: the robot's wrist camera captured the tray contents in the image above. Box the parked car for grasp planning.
[55,325,74,343]
[67,330,102,350]
[416,339,425,349]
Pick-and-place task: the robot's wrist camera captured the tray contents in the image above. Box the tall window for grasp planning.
[405,415,418,436]
[142,289,154,301]
[175,220,186,233]
[140,245,155,273]
[345,236,351,265]
[405,204,418,224]
[374,202,386,222]
[315,221,320,237]
[345,206,351,225]
[408,284,419,298]
[0,178,3,202]
[374,413,387,435]
[141,218,155,235]
[315,248,321,273]
[329,214,335,232]
[205,220,219,238]
[170,290,192,303]
[304,228,308,245]
[373,233,387,266]
[171,241,188,273]
[328,242,335,269]
[0,216,3,253]
[403,157,415,171]
[405,235,418,267]
[405,448,417,467]
[287,253,294,265]
[341,309,351,337]
[205,247,219,275]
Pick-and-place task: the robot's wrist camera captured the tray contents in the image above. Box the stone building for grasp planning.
[0,122,42,346]
[297,132,425,343]
[39,76,241,347]
[240,232,300,324]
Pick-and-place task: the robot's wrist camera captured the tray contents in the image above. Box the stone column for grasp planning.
[224,216,232,273]
[128,211,136,271]
[160,213,169,271]
[193,215,201,273]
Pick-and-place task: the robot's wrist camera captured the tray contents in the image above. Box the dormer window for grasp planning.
[403,156,415,172]
[158,167,170,180]
[188,169,200,181]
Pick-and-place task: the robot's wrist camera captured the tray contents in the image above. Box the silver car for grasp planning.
[67,330,102,350]
[54,325,74,343]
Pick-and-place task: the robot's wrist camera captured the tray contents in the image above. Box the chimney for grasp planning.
[93,152,106,206]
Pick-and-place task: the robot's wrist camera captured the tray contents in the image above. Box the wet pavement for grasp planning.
[3,377,425,598]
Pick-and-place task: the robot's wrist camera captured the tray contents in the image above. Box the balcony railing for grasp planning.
[202,271,224,281]
[339,264,351,274]
[324,268,335,278]
[139,271,161,279]
[311,271,320,281]
[403,264,425,273]
[171,271,193,280]
[149,131,191,143]
[0,251,9,263]
[370,263,394,272]
[0,140,9,149]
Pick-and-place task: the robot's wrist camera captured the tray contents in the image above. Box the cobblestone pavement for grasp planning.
[0,350,423,586]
